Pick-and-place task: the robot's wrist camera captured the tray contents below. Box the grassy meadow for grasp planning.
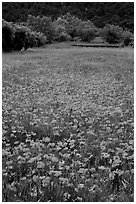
[2,44,134,201]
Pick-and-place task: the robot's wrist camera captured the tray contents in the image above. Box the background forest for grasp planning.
[2,2,134,31]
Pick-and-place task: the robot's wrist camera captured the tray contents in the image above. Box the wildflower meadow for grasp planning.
[2,45,134,202]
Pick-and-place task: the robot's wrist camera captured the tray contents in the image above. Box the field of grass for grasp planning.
[2,45,134,202]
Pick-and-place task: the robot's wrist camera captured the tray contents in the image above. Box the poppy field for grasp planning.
[2,45,134,202]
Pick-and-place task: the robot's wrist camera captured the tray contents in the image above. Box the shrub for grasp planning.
[27,15,54,43]
[56,13,82,38]
[122,31,133,46]
[100,24,133,46]
[100,24,124,44]
[24,29,47,49]
[53,24,66,40]
[77,28,96,42]
[54,24,66,35]
[52,23,72,42]
[76,20,97,42]
[23,30,47,50]
[2,19,47,52]
[2,20,15,52]
[12,25,27,51]
[24,30,37,50]
[35,32,47,47]
[54,32,71,42]
[12,25,47,51]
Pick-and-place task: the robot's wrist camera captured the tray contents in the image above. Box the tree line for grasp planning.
[2,13,134,52]
[2,2,134,32]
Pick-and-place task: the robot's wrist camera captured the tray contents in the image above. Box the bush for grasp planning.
[27,15,54,43]
[24,30,47,49]
[76,20,97,42]
[54,24,66,35]
[2,19,47,52]
[12,25,27,51]
[100,24,124,44]
[56,13,82,38]
[12,25,47,51]
[122,31,133,46]
[53,24,65,41]
[35,32,47,47]
[2,20,15,52]
[54,32,71,42]
[99,24,133,46]
[24,30,37,50]
[77,28,96,42]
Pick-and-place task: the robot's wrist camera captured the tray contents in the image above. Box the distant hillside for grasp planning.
[2,2,134,31]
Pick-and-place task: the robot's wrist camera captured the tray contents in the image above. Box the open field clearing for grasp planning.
[2,46,134,201]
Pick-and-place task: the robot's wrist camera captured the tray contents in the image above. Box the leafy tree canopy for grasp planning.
[2,2,134,32]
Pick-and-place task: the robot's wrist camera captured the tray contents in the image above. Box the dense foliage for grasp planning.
[2,45,134,202]
[76,21,97,42]
[2,20,47,52]
[27,15,54,43]
[2,20,15,52]
[99,24,133,45]
[2,2,134,31]
[54,13,82,38]
[26,14,133,45]
[3,11,133,53]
